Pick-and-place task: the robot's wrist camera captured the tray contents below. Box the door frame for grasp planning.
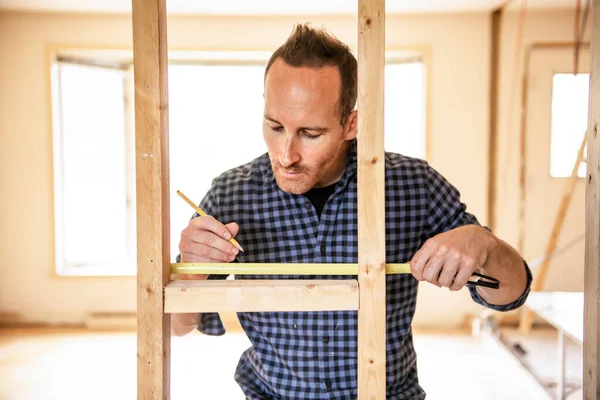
[517,42,590,256]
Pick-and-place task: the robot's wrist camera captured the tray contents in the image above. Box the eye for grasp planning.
[269,125,283,132]
[302,131,320,139]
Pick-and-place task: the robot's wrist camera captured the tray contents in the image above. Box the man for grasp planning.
[173,24,531,399]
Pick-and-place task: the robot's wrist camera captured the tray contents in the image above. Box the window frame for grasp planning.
[50,54,135,277]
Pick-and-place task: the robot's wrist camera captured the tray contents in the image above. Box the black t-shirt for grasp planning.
[303,182,337,218]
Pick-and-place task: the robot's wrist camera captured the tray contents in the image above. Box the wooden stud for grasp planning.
[517,53,530,255]
[488,8,501,232]
[519,133,588,334]
[357,0,386,398]
[132,0,171,398]
[165,280,359,313]
[584,1,600,397]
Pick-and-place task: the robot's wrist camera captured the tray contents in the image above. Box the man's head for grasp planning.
[263,24,358,194]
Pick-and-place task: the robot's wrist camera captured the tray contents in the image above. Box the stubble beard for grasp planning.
[269,142,346,195]
[272,163,318,194]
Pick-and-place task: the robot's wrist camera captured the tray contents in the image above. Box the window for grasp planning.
[52,59,135,276]
[51,51,426,276]
[384,61,426,159]
[550,73,589,178]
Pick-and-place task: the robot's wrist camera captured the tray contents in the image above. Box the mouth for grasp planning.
[279,169,303,179]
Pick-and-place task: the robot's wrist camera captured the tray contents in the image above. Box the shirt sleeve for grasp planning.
[467,259,533,312]
[424,164,479,238]
[424,164,532,312]
[174,183,227,336]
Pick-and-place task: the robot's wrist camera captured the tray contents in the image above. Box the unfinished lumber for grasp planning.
[584,0,600,397]
[132,0,171,398]
[488,8,501,232]
[357,0,386,397]
[519,133,588,335]
[164,280,359,313]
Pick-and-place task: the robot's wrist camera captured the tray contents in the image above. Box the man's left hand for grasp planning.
[410,225,493,291]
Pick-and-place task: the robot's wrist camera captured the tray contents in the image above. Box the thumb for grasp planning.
[225,222,239,238]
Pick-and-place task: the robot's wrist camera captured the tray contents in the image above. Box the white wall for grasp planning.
[494,9,592,296]
[1,10,493,327]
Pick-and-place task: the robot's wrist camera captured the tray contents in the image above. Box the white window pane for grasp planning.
[550,73,589,178]
[168,64,266,259]
[384,62,426,159]
[58,64,128,264]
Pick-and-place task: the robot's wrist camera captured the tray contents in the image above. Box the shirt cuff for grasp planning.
[198,312,226,336]
[468,259,533,312]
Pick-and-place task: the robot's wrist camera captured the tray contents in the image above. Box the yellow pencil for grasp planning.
[176,190,244,252]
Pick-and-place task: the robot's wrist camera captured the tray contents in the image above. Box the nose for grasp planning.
[279,134,301,168]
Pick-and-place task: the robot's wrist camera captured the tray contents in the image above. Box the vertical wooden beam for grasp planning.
[357,0,386,398]
[584,1,600,397]
[517,49,530,256]
[488,8,501,232]
[132,0,171,399]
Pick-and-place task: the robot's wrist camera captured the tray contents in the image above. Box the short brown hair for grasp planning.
[265,23,357,126]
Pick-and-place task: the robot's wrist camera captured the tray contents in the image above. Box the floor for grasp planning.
[488,326,583,399]
[0,326,573,400]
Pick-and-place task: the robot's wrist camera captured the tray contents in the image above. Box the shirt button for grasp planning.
[320,243,326,256]
[325,378,333,390]
[304,201,311,210]
[323,336,330,344]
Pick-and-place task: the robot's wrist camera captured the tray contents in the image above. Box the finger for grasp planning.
[438,251,460,288]
[410,241,435,280]
[225,222,239,238]
[450,264,473,291]
[410,250,428,281]
[192,216,233,240]
[421,256,445,287]
[185,242,236,263]
[188,229,239,256]
[180,250,234,264]
[421,242,451,287]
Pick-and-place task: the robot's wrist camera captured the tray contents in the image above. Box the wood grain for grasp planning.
[357,0,387,397]
[488,8,501,232]
[584,1,600,397]
[132,0,171,398]
[165,280,359,313]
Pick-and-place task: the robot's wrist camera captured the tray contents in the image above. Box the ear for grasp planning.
[343,110,358,140]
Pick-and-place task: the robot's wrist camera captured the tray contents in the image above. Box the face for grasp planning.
[263,58,357,194]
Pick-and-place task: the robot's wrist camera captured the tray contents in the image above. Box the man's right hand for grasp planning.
[179,216,240,264]
[171,216,240,337]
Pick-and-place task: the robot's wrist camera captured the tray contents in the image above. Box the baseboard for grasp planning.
[84,311,137,330]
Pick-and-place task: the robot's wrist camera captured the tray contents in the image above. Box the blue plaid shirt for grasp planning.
[186,139,532,399]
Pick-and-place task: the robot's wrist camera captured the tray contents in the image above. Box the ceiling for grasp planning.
[0,0,579,15]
